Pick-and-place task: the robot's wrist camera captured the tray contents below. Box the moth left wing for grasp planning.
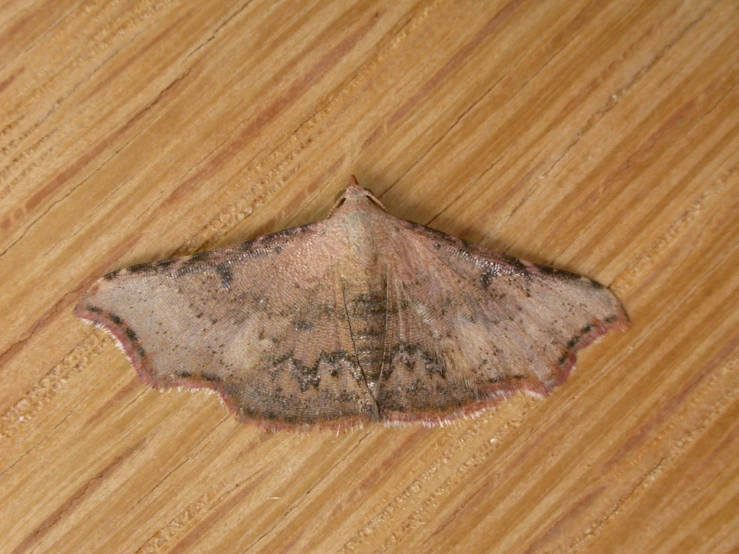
[75,223,380,430]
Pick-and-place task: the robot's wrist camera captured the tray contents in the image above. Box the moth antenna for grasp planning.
[329,175,387,216]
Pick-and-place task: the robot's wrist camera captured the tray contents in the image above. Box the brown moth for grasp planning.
[76,177,628,431]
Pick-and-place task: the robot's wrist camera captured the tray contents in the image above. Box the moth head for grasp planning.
[329,175,387,216]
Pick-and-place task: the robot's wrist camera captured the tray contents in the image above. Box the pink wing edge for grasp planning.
[75,275,628,433]
[74,281,374,433]
[382,301,629,428]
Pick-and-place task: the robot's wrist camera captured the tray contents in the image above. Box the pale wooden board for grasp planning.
[1,0,737,552]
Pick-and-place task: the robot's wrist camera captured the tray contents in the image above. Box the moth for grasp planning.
[76,177,628,430]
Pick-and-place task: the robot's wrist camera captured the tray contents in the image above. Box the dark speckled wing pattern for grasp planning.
[376,219,627,425]
[76,179,628,431]
[76,221,384,429]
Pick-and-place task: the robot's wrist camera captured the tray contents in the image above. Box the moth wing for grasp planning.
[76,222,379,430]
[376,220,628,425]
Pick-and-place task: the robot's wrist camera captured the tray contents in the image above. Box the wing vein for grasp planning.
[339,272,381,418]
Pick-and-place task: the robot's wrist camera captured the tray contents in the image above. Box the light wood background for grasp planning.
[1,1,737,552]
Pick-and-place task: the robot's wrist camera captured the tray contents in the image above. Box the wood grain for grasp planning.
[1,0,736,552]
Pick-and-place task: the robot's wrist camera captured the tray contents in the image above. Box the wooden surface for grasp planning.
[1,0,737,552]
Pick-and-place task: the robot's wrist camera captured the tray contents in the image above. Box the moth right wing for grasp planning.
[375,220,628,425]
